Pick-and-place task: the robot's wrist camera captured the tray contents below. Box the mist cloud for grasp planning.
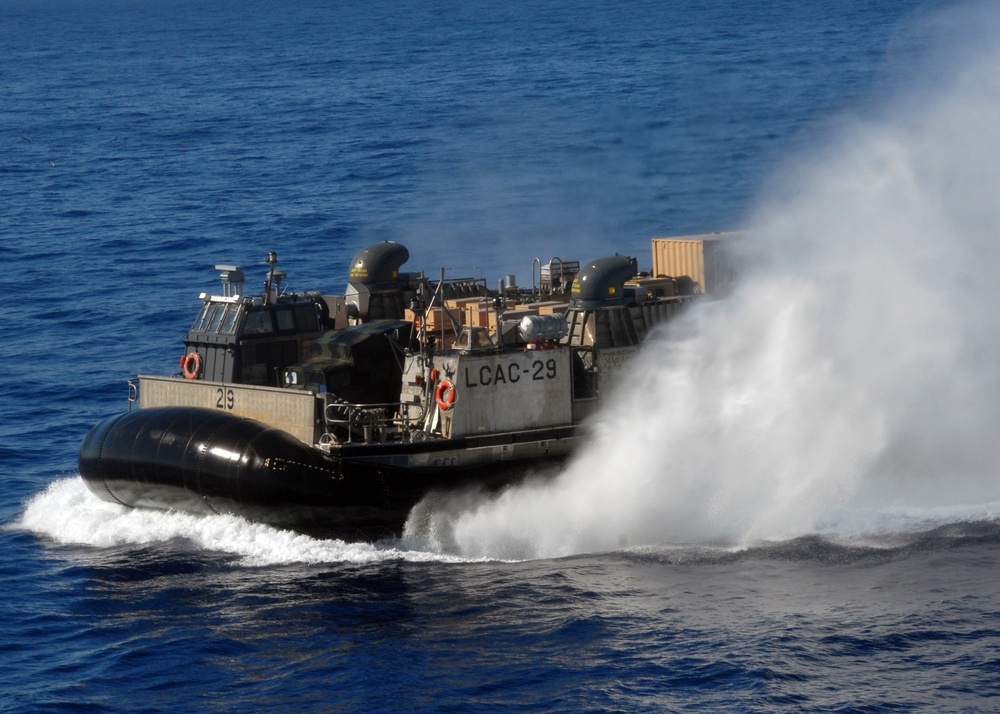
[404,1,1000,559]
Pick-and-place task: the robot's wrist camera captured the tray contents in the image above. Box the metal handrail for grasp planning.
[127,379,139,411]
[321,400,425,445]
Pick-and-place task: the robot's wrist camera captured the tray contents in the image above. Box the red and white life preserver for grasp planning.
[435,379,456,411]
[181,352,202,380]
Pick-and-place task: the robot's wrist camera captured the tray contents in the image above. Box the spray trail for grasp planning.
[15,478,473,566]
[404,2,1000,559]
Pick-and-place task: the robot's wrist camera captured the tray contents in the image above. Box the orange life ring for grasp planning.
[182,352,202,380]
[435,379,456,411]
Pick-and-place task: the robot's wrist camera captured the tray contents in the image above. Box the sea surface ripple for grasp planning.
[3,0,999,711]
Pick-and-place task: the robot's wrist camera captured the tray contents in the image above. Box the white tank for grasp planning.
[518,313,568,342]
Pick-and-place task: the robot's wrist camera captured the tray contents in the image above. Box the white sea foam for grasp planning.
[402,2,1000,559]
[15,477,473,566]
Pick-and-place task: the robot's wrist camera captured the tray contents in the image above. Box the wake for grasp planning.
[14,474,1000,566]
[15,477,474,566]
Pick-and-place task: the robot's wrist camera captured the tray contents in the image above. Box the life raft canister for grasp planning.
[181,352,202,380]
[435,379,456,411]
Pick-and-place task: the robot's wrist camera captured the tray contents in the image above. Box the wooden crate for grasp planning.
[405,306,458,332]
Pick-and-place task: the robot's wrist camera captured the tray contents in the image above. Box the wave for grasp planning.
[618,519,1000,567]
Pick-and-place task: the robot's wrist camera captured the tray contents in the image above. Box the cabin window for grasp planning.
[191,304,212,332]
[220,306,240,334]
[206,305,225,333]
[243,310,273,335]
[275,308,295,332]
[455,326,493,351]
[294,304,318,331]
[196,304,222,333]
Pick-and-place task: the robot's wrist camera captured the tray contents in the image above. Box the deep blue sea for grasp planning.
[5,0,1000,711]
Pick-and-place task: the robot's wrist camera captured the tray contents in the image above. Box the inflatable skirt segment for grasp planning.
[78,406,400,535]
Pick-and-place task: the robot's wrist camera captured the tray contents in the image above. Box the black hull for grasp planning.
[79,407,555,539]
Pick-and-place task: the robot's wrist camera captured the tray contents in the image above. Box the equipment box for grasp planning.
[651,231,742,295]
[406,306,458,332]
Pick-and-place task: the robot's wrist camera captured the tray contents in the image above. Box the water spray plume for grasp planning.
[404,2,1000,559]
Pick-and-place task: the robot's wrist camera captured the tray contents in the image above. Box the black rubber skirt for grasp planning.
[79,407,402,537]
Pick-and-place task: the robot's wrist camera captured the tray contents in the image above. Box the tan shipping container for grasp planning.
[651,231,742,295]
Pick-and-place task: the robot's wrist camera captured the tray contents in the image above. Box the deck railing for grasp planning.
[320,400,426,446]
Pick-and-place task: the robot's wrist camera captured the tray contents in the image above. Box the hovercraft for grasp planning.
[80,236,728,538]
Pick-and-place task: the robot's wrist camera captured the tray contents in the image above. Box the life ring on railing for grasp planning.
[435,379,456,411]
[181,352,202,380]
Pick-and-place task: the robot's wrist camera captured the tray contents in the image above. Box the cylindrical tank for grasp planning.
[518,313,569,342]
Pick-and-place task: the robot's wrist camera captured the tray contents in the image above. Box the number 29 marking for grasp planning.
[216,387,235,410]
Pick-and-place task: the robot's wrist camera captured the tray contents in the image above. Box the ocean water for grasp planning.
[4,0,1000,710]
